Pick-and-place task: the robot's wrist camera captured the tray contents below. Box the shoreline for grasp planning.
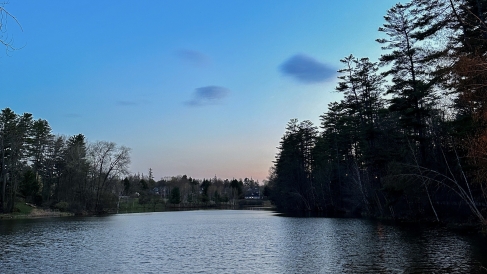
[2,207,483,235]
[0,208,74,220]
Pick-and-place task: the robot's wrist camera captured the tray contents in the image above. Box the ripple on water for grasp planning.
[1,210,487,273]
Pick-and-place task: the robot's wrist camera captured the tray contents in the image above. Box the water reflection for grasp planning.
[278,217,487,273]
[1,211,487,273]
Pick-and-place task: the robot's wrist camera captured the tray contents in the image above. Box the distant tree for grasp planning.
[87,141,130,212]
[170,187,181,204]
[200,179,211,197]
[139,179,148,190]
[122,177,130,195]
[263,185,271,197]
[213,190,221,204]
[230,179,242,195]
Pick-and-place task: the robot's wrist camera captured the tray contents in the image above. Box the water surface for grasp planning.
[1,210,486,273]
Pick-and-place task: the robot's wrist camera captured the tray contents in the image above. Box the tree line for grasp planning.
[0,108,130,214]
[0,107,265,214]
[121,174,262,210]
[268,0,487,225]
[0,5,271,214]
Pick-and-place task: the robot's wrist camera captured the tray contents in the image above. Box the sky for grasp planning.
[1,0,397,182]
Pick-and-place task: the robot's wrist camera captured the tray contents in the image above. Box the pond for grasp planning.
[1,210,487,273]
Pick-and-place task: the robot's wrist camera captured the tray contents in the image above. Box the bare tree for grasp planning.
[396,139,486,225]
[87,141,130,212]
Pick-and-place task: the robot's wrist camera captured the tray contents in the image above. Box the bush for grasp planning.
[54,201,69,212]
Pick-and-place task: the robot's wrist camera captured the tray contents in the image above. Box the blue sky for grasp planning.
[1,0,396,182]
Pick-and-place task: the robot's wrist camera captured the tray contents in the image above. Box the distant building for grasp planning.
[151,187,160,195]
[244,187,260,199]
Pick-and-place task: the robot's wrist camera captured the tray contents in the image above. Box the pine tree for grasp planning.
[270,119,317,211]
[0,108,32,212]
[377,2,439,164]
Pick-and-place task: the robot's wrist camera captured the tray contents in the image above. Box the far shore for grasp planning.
[0,208,74,220]
[0,199,275,220]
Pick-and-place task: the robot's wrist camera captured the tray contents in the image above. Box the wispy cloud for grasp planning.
[185,86,230,106]
[116,100,138,106]
[176,49,210,67]
[279,54,336,84]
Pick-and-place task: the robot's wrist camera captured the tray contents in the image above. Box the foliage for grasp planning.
[54,201,69,212]
[0,108,131,214]
[169,187,181,204]
[268,0,487,225]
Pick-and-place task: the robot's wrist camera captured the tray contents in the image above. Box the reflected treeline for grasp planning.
[268,0,487,226]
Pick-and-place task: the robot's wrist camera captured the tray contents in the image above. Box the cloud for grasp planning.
[176,49,210,66]
[185,86,230,106]
[117,100,138,106]
[279,54,336,83]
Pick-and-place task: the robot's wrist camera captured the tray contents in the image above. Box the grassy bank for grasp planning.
[0,201,73,219]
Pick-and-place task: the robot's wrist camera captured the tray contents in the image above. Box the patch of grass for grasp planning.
[13,202,34,215]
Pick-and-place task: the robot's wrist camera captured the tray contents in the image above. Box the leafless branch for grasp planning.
[0,4,23,54]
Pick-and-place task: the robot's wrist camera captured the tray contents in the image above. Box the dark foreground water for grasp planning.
[1,210,487,273]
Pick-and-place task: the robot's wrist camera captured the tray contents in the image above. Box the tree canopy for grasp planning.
[268,0,487,226]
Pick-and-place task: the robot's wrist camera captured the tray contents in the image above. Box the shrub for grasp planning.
[54,201,69,212]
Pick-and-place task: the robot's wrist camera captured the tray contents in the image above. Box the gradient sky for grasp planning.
[1,0,396,182]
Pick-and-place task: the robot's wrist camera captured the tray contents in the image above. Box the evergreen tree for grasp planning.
[377,2,439,164]
[42,136,65,203]
[0,108,32,213]
[27,118,54,204]
[57,134,89,211]
[270,119,317,211]
[312,56,386,215]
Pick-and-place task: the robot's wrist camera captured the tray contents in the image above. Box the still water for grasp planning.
[1,210,487,273]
